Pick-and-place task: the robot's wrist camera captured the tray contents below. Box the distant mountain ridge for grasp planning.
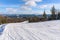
[0,14,51,18]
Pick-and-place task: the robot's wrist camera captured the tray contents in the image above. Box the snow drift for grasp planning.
[0,20,60,40]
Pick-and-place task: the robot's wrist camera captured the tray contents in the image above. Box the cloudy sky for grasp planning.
[0,0,60,14]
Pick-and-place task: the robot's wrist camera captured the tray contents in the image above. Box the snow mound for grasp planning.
[1,20,60,40]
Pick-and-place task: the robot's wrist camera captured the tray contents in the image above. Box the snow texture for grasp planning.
[0,24,6,35]
[0,20,60,40]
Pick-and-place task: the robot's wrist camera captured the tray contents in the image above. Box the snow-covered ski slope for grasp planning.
[0,20,60,40]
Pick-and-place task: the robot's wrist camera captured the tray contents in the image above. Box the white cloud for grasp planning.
[19,10,43,14]
[24,0,42,2]
[25,1,37,7]
[6,8,17,14]
[38,4,60,9]
[5,6,32,14]
[35,0,42,2]
[5,2,60,14]
[39,4,53,9]
[37,3,60,14]
[24,0,42,7]
[19,5,32,10]
[38,5,48,9]
[5,7,43,14]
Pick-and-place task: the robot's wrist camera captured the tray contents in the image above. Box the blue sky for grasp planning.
[0,0,60,14]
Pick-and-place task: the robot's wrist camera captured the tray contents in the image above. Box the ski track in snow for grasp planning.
[0,20,60,40]
[0,24,6,35]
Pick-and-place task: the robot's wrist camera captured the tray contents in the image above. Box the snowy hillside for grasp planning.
[0,20,60,40]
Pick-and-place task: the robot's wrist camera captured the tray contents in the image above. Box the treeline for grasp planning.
[0,6,60,24]
[0,16,26,24]
[29,6,60,22]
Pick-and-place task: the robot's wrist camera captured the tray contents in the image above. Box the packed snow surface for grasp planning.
[0,20,60,40]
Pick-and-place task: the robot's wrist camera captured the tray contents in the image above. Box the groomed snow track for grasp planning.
[0,20,60,40]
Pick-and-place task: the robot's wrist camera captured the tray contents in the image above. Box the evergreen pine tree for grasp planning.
[50,6,56,20]
[43,10,47,19]
[57,11,60,19]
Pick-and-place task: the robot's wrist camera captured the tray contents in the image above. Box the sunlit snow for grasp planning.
[0,20,60,40]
